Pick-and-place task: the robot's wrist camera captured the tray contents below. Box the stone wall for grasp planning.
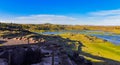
[0,42,92,65]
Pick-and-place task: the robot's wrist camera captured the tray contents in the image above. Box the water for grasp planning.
[91,34,120,45]
[40,30,120,45]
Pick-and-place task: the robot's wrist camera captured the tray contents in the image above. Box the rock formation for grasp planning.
[0,42,92,65]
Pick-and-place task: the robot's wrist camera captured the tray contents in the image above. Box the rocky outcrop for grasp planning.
[71,51,92,65]
[0,42,92,65]
[0,46,42,65]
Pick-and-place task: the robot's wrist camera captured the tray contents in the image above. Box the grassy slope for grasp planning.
[59,33,120,65]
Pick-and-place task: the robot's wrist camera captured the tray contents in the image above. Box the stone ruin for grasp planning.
[0,42,92,65]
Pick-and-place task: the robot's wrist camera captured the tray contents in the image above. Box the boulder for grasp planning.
[11,47,25,65]
[24,47,34,64]
[0,50,9,60]
[24,47,42,64]
[0,59,8,65]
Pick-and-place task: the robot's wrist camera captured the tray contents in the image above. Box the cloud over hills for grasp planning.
[1,9,120,25]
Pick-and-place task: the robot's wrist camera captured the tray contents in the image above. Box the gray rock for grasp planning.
[0,59,8,65]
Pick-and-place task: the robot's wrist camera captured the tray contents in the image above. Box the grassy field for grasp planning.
[59,33,120,65]
[1,29,120,65]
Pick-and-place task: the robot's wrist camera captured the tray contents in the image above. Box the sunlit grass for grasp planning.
[59,33,120,65]
[83,55,104,62]
[83,43,120,61]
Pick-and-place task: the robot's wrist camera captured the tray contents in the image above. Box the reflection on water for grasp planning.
[91,34,120,45]
[40,30,120,45]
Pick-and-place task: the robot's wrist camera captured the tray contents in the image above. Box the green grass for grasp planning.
[1,29,120,65]
[83,43,120,60]
[59,33,120,65]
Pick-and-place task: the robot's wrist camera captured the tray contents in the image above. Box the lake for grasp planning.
[40,30,120,45]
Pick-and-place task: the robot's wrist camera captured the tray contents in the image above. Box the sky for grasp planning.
[0,0,120,25]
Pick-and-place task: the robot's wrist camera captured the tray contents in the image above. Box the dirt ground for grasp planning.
[0,38,28,46]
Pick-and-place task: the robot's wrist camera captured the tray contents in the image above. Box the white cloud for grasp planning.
[1,9,120,25]
[0,15,80,25]
[89,9,120,16]
[87,9,120,25]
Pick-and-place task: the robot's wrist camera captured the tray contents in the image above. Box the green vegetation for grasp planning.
[59,33,120,65]
[1,22,120,65]
[1,22,120,34]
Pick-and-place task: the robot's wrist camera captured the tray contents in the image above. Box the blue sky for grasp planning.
[0,0,120,25]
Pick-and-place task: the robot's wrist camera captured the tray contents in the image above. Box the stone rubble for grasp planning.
[0,42,92,65]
